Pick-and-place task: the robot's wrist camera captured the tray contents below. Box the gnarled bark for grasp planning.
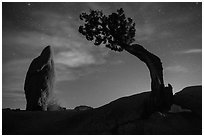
[123,44,171,115]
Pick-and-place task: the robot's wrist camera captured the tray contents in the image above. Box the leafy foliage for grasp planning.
[79,8,136,52]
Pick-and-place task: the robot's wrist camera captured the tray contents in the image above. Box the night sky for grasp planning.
[2,2,202,109]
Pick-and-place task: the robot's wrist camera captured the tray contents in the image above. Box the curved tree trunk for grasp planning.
[123,43,169,116]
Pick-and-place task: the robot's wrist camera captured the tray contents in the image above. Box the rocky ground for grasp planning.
[2,85,202,135]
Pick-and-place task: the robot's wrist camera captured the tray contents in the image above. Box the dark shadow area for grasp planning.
[2,86,202,135]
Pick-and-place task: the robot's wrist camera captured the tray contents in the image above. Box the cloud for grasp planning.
[165,65,188,73]
[177,49,202,54]
[55,50,95,68]
[54,50,98,82]
[3,9,108,74]
[3,8,112,105]
[55,64,78,82]
[55,64,99,82]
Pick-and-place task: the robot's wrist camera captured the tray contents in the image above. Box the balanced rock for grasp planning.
[24,46,55,111]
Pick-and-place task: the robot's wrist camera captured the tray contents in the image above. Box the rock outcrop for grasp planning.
[24,46,55,111]
[173,86,202,117]
[74,105,93,111]
[3,86,202,134]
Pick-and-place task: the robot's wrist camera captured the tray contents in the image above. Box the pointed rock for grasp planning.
[24,46,55,111]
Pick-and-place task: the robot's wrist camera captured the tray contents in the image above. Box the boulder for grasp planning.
[74,105,93,111]
[24,46,55,111]
[173,86,202,117]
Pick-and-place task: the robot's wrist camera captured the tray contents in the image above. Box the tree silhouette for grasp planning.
[79,8,173,116]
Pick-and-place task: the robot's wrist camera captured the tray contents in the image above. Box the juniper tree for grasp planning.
[79,8,173,116]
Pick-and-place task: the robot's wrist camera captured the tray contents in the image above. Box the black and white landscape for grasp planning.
[2,2,202,135]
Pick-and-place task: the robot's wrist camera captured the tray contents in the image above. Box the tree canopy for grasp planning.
[79,8,136,52]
